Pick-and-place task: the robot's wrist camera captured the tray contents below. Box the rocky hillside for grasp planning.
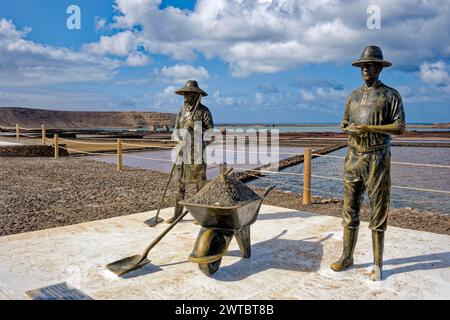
[0,107,176,129]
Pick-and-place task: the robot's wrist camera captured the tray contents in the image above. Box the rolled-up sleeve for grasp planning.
[341,96,351,130]
[203,109,214,130]
[389,92,406,134]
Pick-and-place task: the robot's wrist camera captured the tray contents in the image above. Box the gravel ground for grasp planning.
[1,157,449,236]
[0,157,179,236]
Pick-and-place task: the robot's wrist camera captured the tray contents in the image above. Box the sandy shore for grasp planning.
[0,157,449,236]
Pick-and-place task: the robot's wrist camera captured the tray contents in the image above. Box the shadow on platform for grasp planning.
[213,230,333,282]
[121,260,191,279]
[353,251,450,279]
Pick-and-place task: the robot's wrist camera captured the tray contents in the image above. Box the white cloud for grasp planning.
[300,89,315,101]
[112,0,159,29]
[0,19,120,86]
[206,83,346,119]
[419,61,450,86]
[254,92,263,104]
[125,51,150,66]
[104,0,450,76]
[158,64,210,84]
[95,17,107,30]
[82,29,152,67]
[83,30,139,56]
[315,87,347,100]
[162,86,176,94]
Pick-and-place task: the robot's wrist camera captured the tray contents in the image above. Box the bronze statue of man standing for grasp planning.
[330,46,406,281]
[166,80,214,224]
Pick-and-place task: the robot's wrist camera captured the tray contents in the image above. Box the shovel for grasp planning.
[106,209,189,276]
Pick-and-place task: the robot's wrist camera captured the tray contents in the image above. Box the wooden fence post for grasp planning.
[41,124,46,145]
[16,124,19,142]
[117,139,123,172]
[303,147,312,205]
[54,134,59,159]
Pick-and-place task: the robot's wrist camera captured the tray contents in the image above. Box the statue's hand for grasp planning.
[355,124,370,133]
[344,123,364,135]
[340,121,349,131]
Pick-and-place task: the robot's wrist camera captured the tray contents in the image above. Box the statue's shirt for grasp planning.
[174,103,214,165]
[342,81,405,152]
[176,103,213,133]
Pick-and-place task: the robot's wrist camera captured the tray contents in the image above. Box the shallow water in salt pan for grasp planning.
[249,147,450,214]
[92,146,450,214]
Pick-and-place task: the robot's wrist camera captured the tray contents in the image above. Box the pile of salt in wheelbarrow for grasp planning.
[106,169,273,277]
[181,171,274,275]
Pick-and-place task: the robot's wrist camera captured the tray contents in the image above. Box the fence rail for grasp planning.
[3,124,450,209]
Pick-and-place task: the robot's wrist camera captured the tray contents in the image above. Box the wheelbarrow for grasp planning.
[179,186,274,276]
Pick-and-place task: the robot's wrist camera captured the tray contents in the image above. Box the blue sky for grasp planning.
[0,0,449,123]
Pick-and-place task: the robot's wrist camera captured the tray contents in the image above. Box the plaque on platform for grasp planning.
[25,282,93,300]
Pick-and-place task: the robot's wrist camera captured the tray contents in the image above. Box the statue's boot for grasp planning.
[166,203,184,224]
[369,231,384,281]
[330,228,358,271]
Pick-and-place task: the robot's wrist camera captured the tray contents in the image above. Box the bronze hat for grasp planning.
[352,45,392,68]
[175,80,208,97]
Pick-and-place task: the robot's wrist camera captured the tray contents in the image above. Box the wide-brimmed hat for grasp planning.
[175,80,208,97]
[352,45,392,68]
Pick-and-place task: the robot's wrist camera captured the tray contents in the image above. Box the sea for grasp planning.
[215,123,450,133]
[91,123,450,133]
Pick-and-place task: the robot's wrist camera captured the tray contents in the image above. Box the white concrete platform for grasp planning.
[0,205,449,300]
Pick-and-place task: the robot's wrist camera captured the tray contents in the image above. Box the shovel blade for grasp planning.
[144,216,164,227]
[106,255,151,277]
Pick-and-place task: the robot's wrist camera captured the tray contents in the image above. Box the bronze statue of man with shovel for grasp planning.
[331,46,406,281]
[165,80,214,224]
[107,80,213,275]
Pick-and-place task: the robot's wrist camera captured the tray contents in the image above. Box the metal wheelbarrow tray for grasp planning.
[179,198,264,231]
[179,186,274,275]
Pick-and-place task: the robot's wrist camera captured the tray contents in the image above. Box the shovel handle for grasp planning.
[140,210,190,259]
[153,160,178,219]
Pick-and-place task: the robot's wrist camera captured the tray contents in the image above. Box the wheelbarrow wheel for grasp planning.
[198,258,222,276]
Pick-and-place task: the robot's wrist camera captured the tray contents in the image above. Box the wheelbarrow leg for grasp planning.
[235,226,251,258]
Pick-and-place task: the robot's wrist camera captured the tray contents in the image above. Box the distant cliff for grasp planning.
[0,107,177,129]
